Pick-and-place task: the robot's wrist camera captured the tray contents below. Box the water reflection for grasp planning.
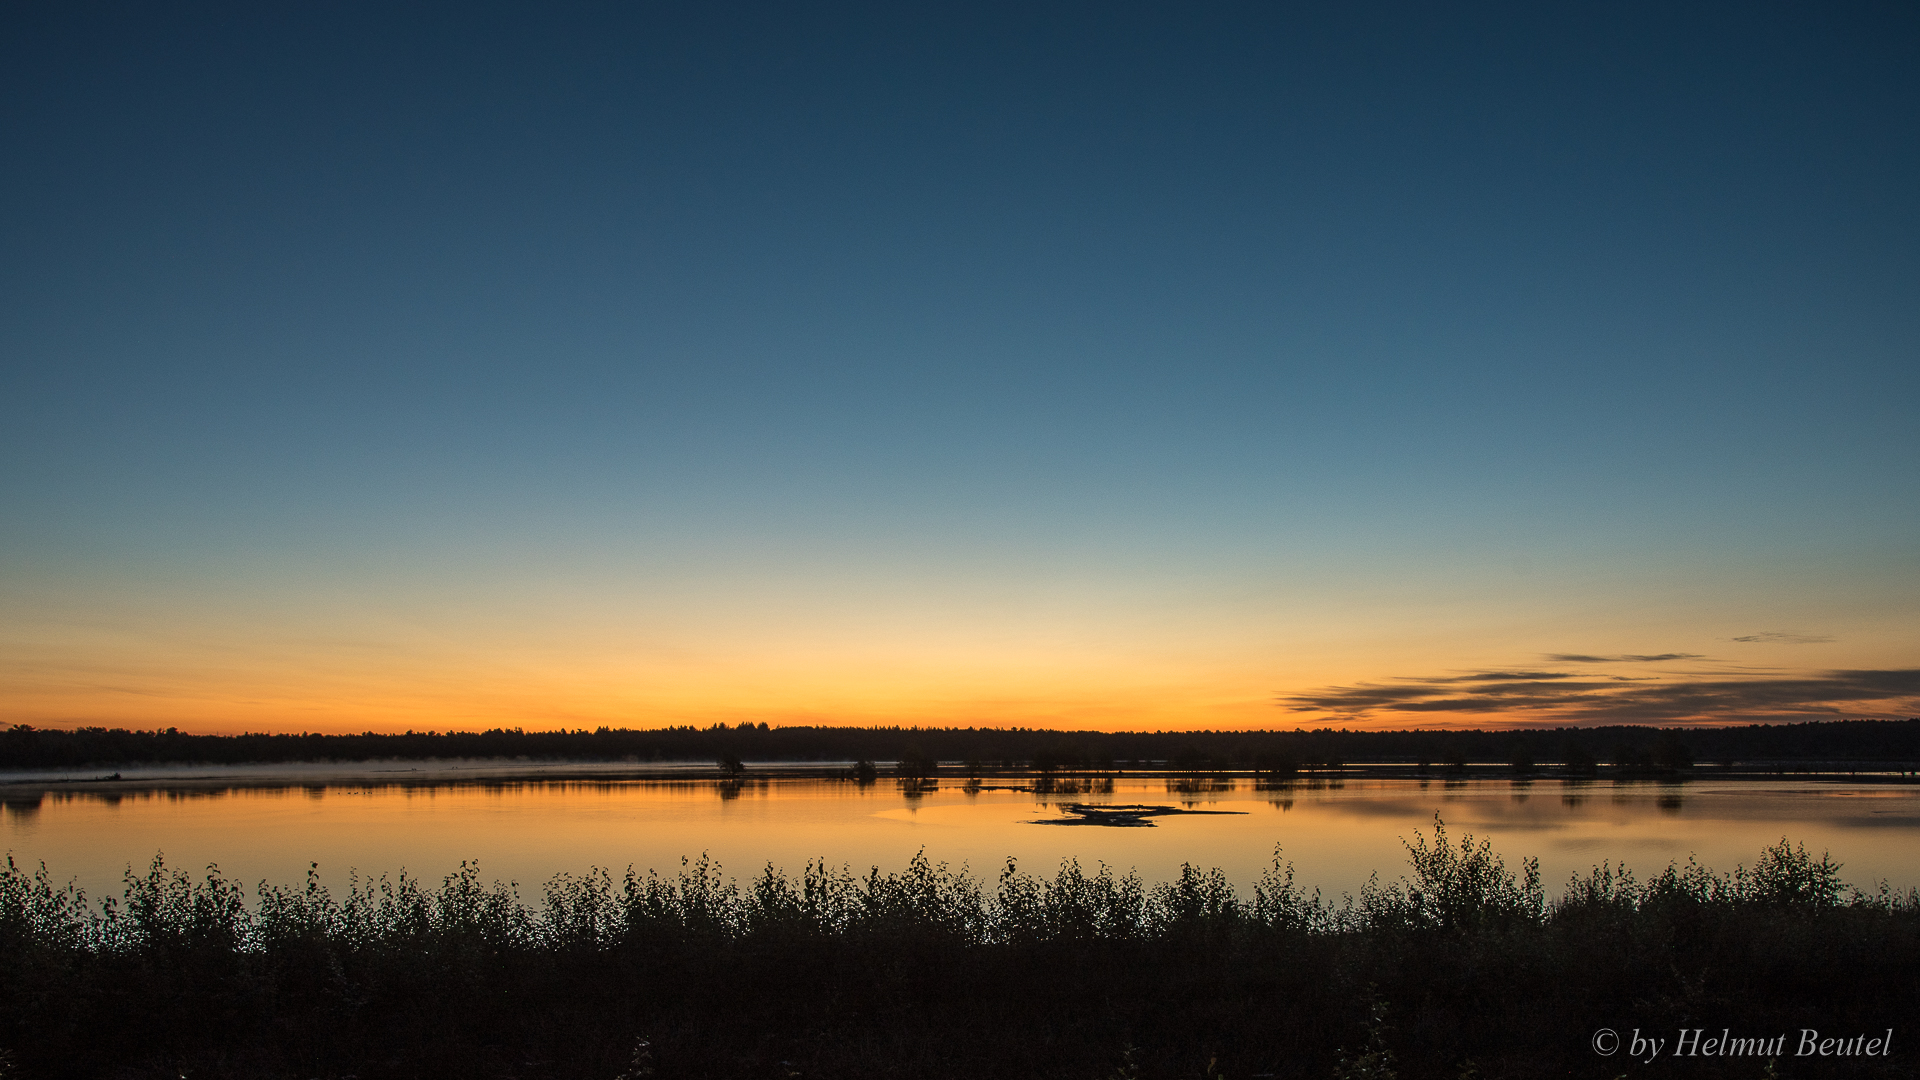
[1033,776,1114,796]
[1167,776,1233,807]
[1253,777,1296,811]
[1166,777,1233,795]
[1,795,41,826]
[6,774,1918,907]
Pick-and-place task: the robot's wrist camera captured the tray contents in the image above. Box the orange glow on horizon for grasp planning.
[6,572,1913,736]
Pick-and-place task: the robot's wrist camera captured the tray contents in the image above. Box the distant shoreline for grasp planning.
[3,755,1915,796]
[6,718,1918,794]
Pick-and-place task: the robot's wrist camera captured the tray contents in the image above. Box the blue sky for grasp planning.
[3,1,1916,731]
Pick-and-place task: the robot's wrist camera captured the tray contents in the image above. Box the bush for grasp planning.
[1,825,1913,1079]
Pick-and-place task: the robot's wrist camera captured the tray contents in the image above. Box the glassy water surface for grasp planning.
[6,769,1918,903]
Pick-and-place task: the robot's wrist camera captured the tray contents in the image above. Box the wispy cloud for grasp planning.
[1732,632,1835,645]
[1282,667,1920,725]
[1547,653,1703,663]
[1419,671,1581,683]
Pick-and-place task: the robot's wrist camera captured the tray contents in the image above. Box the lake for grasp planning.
[6,762,1918,904]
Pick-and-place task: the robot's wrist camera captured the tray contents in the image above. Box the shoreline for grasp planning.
[4,757,1916,796]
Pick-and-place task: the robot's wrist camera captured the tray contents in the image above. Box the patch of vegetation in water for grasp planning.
[1028,803,1248,826]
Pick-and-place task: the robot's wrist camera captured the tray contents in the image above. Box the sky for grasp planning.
[2,1,1917,734]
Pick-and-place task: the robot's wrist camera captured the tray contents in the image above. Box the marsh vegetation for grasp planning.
[1,820,1913,1078]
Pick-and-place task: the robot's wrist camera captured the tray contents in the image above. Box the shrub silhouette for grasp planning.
[0,824,1913,1079]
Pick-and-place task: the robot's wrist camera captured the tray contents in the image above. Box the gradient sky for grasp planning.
[3,2,1917,734]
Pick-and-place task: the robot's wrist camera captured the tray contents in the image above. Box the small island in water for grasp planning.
[1028,802,1247,826]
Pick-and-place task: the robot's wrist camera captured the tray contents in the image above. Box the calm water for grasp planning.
[6,767,1919,904]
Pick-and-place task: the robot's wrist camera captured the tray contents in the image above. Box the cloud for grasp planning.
[1418,671,1581,683]
[1547,653,1703,663]
[1732,632,1835,645]
[1281,668,1920,725]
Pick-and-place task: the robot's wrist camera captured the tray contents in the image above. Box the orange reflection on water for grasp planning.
[5,775,1918,905]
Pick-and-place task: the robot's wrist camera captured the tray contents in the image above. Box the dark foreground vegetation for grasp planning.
[3,823,1915,1080]
[6,717,1920,774]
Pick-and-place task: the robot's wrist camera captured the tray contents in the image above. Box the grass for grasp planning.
[1,818,1914,1079]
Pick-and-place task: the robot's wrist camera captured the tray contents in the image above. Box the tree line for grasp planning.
[3,717,1917,771]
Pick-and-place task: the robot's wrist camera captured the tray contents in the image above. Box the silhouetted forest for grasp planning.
[5,717,1918,773]
[1,823,1911,1078]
